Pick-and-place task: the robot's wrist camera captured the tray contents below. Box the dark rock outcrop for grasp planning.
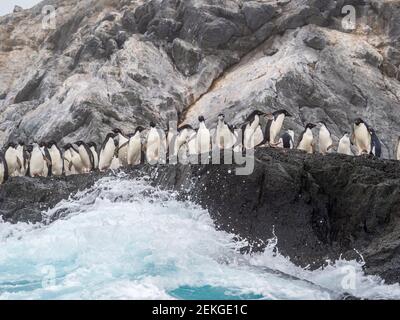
[2,148,400,285]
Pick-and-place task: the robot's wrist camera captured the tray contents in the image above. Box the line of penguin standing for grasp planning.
[0,109,395,185]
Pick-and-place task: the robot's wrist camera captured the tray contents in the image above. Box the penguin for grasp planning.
[47,141,64,176]
[145,122,166,164]
[196,116,211,155]
[39,142,52,177]
[352,118,372,155]
[338,133,353,156]
[99,133,118,171]
[263,109,292,147]
[113,128,129,166]
[63,144,78,176]
[66,143,85,174]
[215,114,236,150]
[87,142,99,170]
[29,143,51,177]
[369,128,382,158]
[75,141,94,172]
[396,137,400,161]
[5,143,23,177]
[127,126,145,166]
[16,142,27,176]
[279,129,295,149]
[242,110,272,150]
[232,125,243,153]
[0,151,9,184]
[318,122,334,154]
[173,124,197,160]
[297,123,317,154]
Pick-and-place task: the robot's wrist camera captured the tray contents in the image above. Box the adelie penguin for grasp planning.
[87,142,99,170]
[215,114,235,150]
[40,142,53,177]
[63,144,77,176]
[16,141,28,176]
[196,116,211,155]
[174,124,196,158]
[338,133,353,156]
[262,109,292,147]
[47,141,64,176]
[99,133,118,172]
[369,128,382,158]
[75,141,94,172]
[279,129,295,149]
[242,110,272,150]
[127,126,145,166]
[29,143,52,177]
[113,128,129,166]
[297,123,316,154]
[5,142,23,177]
[318,122,334,154]
[0,151,9,185]
[145,122,167,164]
[352,118,371,155]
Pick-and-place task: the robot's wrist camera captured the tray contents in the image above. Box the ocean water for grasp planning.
[0,174,399,300]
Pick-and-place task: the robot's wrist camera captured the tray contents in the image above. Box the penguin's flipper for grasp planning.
[16,157,23,170]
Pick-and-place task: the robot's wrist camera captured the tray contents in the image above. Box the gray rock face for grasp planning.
[0,0,399,157]
[2,148,400,285]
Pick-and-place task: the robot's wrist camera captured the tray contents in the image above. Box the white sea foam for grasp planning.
[0,175,399,300]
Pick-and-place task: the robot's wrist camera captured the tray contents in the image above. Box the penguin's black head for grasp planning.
[150,122,156,128]
[88,142,97,149]
[112,128,123,135]
[18,141,25,146]
[135,126,145,134]
[218,114,225,120]
[198,116,205,123]
[39,142,47,148]
[254,110,265,116]
[306,123,316,129]
[6,142,17,149]
[276,109,292,117]
[75,141,85,146]
[63,143,72,150]
[354,118,364,126]
[47,141,57,148]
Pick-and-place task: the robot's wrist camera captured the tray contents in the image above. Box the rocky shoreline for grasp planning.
[1,148,400,285]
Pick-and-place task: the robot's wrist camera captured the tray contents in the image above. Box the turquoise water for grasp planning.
[0,175,400,300]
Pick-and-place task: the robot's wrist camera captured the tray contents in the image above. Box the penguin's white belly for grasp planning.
[0,163,5,183]
[30,150,45,177]
[216,126,234,149]
[128,136,142,165]
[49,149,63,176]
[146,136,161,163]
[118,136,129,165]
[319,130,333,154]
[298,132,314,153]
[187,132,197,155]
[338,138,353,156]
[354,126,371,155]
[397,144,400,161]
[5,149,19,177]
[244,126,263,149]
[196,129,211,154]
[99,141,115,171]
[110,157,121,170]
[270,116,285,144]
[71,152,84,173]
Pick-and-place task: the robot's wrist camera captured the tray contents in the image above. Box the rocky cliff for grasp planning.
[1,0,400,157]
[1,149,400,285]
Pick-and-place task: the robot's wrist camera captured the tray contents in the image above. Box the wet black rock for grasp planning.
[1,148,400,285]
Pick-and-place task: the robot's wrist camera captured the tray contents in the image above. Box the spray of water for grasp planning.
[0,175,399,300]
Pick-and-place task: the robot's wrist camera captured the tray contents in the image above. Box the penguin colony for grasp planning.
[0,110,395,185]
